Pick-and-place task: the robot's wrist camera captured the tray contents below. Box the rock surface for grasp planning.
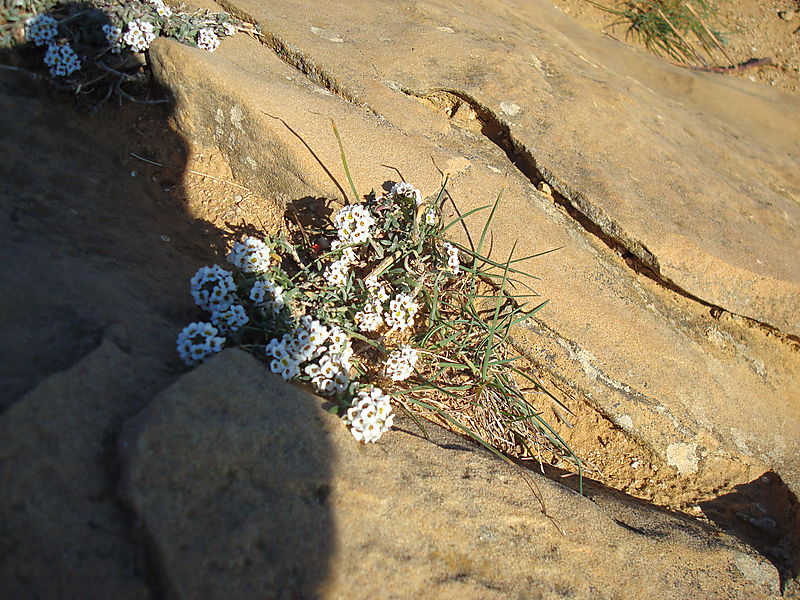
[1,0,799,597]
[120,349,779,599]
[147,5,800,507]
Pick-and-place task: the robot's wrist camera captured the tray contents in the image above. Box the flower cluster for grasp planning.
[265,316,353,395]
[332,204,375,245]
[123,19,156,52]
[43,42,81,77]
[196,28,220,52]
[150,0,172,17]
[385,292,419,331]
[25,14,58,46]
[222,23,237,37]
[176,322,226,366]
[443,242,461,275]
[342,388,395,443]
[250,277,285,314]
[190,264,236,312]
[210,304,249,335]
[384,345,418,381]
[102,24,123,53]
[227,236,272,273]
[390,182,423,206]
[355,277,390,332]
[323,245,357,287]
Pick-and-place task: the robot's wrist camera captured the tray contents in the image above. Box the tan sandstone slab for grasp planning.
[216,0,800,337]
[120,349,780,599]
[147,28,800,502]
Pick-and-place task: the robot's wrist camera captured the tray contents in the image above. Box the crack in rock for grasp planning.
[397,86,799,350]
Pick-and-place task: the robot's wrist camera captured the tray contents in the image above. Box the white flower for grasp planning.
[390,182,423,206]
[25,14,58,47]
[222,22,236,37]
[227,236,272,273]
[443,242,461,275]
[250,278,285,313]
[190,264,236,312]
[384,292,419,331]
[210,304,249,334]
[197,27,220,52]
[332,204,375,245]
[343,387,395,443]
[102,24,123,53]
[384,345,418,381]
[149,0,172,17]
[425,208,438,226]
[123,19,156,52]
[176,322,225,366]
[43,42,81,77]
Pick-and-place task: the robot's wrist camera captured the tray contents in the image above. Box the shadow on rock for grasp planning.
[0,27,337,598]
[118,349,335,599]
[700,471,800,594]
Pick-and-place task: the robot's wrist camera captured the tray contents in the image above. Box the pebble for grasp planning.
[778,10,797,21]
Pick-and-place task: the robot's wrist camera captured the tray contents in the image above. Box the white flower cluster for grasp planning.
[222,23,236,37]
[332,204,375,245]
[25,14,58,46]
[250,277,285,314]
[150,0,172,17]
[176,322,225,365]
[355,277,390,332]
[443,242,461,275]
[123,19,156,52]
[102,24,123,53]
[390,182,423,206]
[323,244,357,287]
[343,388,395,443]
[265,316,353,395]
[43,43,81,77]
[190,264,236,312]
[197,27,220,52]
[210,303,248,334]
[227,237,272,273]
[384,292,419,331]
[384,345,418,381]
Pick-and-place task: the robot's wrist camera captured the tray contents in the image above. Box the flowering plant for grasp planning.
[176,149,578,464]
[2,0,248,105]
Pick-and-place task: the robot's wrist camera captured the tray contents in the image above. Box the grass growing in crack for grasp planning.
[585,0,730,66]
[176,127,582,488]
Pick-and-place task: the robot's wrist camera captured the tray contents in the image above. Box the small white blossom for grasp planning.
[210,304,249,334]
[384,292,419,331]
[123,19,156,52]
[25,14,58,47]
[443,242,461,275]
[149,0,172,17]
[222,22,236,37]
[332,204,375,245]
[390,182,423,206]
[343,387,395,443]
[43,42,81,77]
[227,237,272,273]
[384,345,418,381]
[425,207,438,226]
[197,27,220,52]
[190,264,236,312]
[102,24,123,53]
[250,278,284,313]
[176,322,225,366]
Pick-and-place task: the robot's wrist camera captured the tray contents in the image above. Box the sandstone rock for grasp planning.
[0,336,160,599]
[147,23,800,504]
[120,349,780,599]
